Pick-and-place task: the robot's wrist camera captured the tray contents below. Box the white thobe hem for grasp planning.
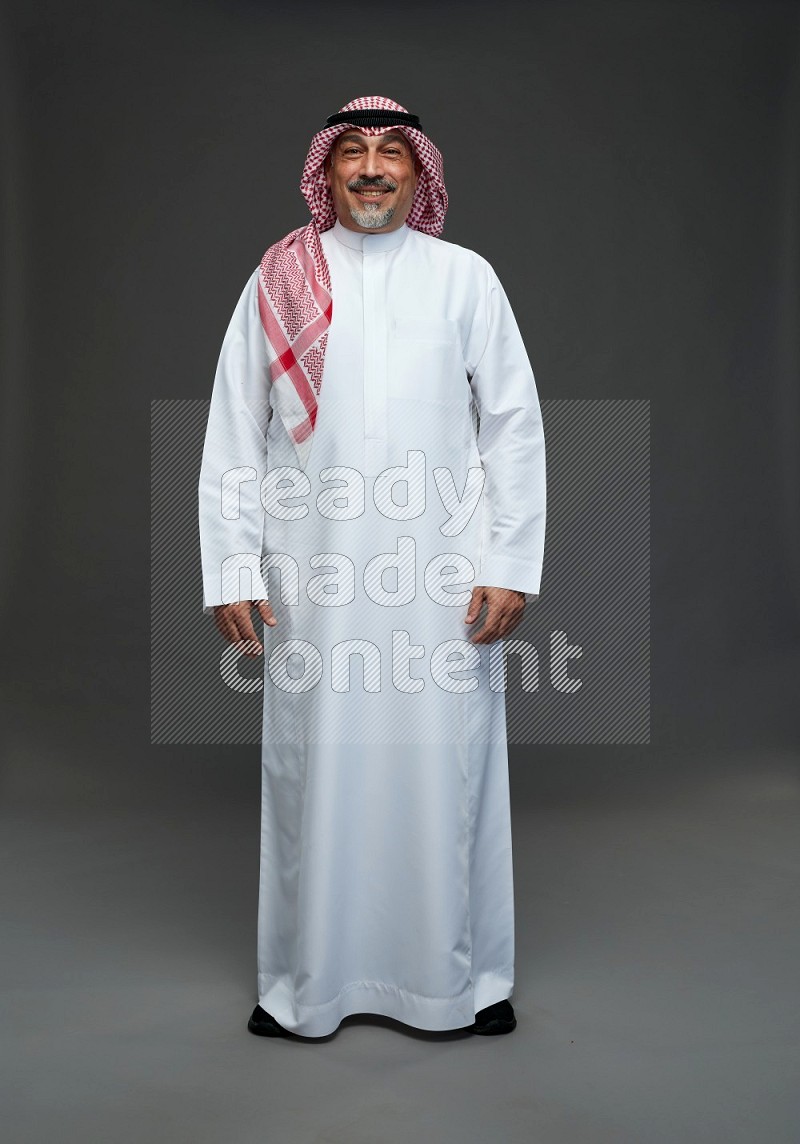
[257,968,514,1037]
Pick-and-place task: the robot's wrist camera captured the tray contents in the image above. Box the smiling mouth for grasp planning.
[349,185,395,199]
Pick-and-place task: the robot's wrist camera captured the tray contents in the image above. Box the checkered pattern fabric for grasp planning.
[256,96,448,467]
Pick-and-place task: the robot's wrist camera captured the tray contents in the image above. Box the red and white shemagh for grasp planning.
[257,96,448,468]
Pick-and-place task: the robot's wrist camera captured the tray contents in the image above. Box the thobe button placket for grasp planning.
[362,237,390,478]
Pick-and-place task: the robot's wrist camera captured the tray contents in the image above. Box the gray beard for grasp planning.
[348,201,396,229]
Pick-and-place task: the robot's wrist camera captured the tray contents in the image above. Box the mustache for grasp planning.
[347,177,398,191]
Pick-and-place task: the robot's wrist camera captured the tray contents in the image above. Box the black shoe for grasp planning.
[247,1004,287,1037]
[470,998,517,1035]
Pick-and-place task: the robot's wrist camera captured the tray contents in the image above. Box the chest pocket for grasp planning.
[389,316,467,405]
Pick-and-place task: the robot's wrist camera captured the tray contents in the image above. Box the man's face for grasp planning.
[325,131,420,233]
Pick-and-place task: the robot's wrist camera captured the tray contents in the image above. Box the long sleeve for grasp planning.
[198,268,272,614]
[466,261,547,602]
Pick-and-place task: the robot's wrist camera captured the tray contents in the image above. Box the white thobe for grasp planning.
[198,219,546,1036]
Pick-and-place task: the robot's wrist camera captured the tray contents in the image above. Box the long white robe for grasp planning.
[198,219,546,1036]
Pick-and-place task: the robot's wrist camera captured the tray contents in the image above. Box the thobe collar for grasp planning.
[330,218,410,253]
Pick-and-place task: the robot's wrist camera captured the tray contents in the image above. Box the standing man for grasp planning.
[198,96,546,1039]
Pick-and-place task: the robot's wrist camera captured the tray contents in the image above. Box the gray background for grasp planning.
[2,1,798,1141]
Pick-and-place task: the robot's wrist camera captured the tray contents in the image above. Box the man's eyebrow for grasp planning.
[335,132,409,148]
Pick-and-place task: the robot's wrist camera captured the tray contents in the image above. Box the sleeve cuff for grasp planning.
[202,568,269,614]
[477,553,542,599]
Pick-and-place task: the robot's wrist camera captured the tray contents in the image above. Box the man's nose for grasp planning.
[360,149,384,178]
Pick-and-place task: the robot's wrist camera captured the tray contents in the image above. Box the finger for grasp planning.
[473,593,525,643]
[217,604,262,657]
[234,605,264,657]
[255,599,277,627]
[465,586,486,624]
[214,607,243,645]
[228,609,251,643]
[469,601,504,645]
[487,591,526,634]
[220,615,242,644]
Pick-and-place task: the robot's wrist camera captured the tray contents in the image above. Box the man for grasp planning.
[198,96,546,1039]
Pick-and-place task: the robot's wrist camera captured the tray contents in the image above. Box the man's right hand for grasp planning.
[212,600,277,658]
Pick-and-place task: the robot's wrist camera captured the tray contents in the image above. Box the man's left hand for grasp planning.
[464,586,527,645]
